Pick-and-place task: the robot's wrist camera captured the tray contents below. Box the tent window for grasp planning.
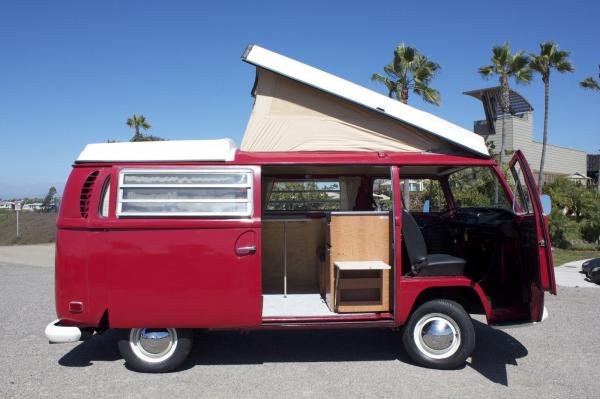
[267,179,340,211]
[117,169,253,217]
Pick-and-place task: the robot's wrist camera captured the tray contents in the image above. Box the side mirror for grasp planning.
[422,199,430,213]
[540,194,552,215]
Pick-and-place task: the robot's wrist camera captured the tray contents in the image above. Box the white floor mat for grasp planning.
[262,294,341,317]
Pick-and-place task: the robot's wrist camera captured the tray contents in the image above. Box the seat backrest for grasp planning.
[402,210,428,269]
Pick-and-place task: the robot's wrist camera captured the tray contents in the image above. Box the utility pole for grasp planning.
[15,203,20,237]
[597,149,600,193]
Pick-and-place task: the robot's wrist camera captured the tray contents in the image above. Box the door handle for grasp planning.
[236,245,257,256]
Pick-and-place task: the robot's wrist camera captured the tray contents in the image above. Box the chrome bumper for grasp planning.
[541,306,549,322]
[45,319,81,343]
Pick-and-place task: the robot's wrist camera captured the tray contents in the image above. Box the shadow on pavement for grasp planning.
[468,320,528,386]
[58,329,122,367]
[187,328,407,367]
[58,320,527,384]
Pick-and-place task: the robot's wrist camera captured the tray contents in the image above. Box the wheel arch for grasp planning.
[402,285,491,324]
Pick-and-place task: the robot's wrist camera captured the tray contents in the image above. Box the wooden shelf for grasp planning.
[323,213,392,313]
[334,261,390,313]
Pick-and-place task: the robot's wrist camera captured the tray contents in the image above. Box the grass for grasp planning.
[552,248,600,266]
[0,210,57,245]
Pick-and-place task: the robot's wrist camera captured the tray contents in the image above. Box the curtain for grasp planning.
[339,177,361,211]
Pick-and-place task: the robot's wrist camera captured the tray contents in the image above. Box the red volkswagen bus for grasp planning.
[45,45,555,373]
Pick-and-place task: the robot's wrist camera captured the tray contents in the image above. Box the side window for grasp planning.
[373,178,392,211]
[117,169,253,217]
[99,176,111,218]
[266,179,340,211]
[401,179,447,212]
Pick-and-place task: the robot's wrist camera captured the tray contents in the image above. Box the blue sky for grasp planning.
[1,0,599,198]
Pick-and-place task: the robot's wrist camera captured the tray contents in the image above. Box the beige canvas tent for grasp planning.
[241,45,489,158]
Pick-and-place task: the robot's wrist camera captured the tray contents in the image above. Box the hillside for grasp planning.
[0,211,57,245]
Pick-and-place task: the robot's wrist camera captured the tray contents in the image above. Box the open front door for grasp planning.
[509,150,557,297]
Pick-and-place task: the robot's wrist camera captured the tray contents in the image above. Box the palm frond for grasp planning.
[478,65,495,78]
[126,114,151,131]
[414,83,441,105]
[530,41,574,82]
[374,43,440,105]
[580,77,600,91]
[492,43,510,66]
[529,54,548,74]
[555,59,574,73]
[509,51,530,73]
[514,67,533,84]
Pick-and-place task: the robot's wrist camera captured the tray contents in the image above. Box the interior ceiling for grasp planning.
[399,165,466,177]
[263,165,391,177]
[263,165,468,177]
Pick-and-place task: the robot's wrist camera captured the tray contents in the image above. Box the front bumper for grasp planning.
[541,305,549,322]
[45,319,81,343]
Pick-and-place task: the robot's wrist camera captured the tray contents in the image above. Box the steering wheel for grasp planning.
[420,207,458,230]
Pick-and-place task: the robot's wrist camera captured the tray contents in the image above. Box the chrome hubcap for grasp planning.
[130,328,178,363]
[414,313,461,359]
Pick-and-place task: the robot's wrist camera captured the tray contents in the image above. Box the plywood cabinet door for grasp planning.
[325,214,390,311]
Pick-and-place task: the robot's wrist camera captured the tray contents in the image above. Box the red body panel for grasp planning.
[106,225,261,328]
[54,151,554,330]
[395,277,492,324]
[55,167,112,326]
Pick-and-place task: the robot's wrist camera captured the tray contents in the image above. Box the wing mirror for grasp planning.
[422,199,430,213]
[540,194,552,215]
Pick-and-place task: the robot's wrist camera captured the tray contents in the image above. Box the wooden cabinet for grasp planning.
[323,212,391,312]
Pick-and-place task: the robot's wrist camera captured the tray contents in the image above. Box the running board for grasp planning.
[261,315,396,330]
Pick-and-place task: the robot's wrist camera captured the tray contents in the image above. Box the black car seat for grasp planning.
[402,210,465,276]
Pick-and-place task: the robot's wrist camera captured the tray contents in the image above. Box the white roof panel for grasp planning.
[76,139,237,163]
[242,45,489,157]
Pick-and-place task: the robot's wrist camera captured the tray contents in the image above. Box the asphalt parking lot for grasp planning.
[1,246,599,398]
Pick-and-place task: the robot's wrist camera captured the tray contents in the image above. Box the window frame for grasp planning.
[117,168,254,218]
[400,177,449,213]
[98,176,111,218]
[445,165,513,211]
[266,178,341,212]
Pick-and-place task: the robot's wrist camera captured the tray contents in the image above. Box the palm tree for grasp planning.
[580,77,600,91]
[529,42,574,189]
[371,44,441,106]
[479,43,532,167]
[126,114,152,141]
[580,66,600,91]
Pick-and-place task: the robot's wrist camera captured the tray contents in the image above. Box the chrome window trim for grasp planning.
[117,168,253,218]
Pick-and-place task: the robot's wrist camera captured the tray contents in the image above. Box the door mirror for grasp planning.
[422,199,430,213]
[540,194,552,215]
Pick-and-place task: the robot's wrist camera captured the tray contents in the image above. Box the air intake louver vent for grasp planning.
[80,171,99,218]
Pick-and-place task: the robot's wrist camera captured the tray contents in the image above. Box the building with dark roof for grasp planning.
[465,87,587,184]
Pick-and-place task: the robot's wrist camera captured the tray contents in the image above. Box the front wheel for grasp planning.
[118,328,193,373]
[402,299,475,369]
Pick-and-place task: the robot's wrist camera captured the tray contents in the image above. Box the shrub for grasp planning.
[544,178,600,248]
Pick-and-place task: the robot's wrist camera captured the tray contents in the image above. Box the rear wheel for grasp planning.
[118,328,193,373]
[402,299,475,369]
